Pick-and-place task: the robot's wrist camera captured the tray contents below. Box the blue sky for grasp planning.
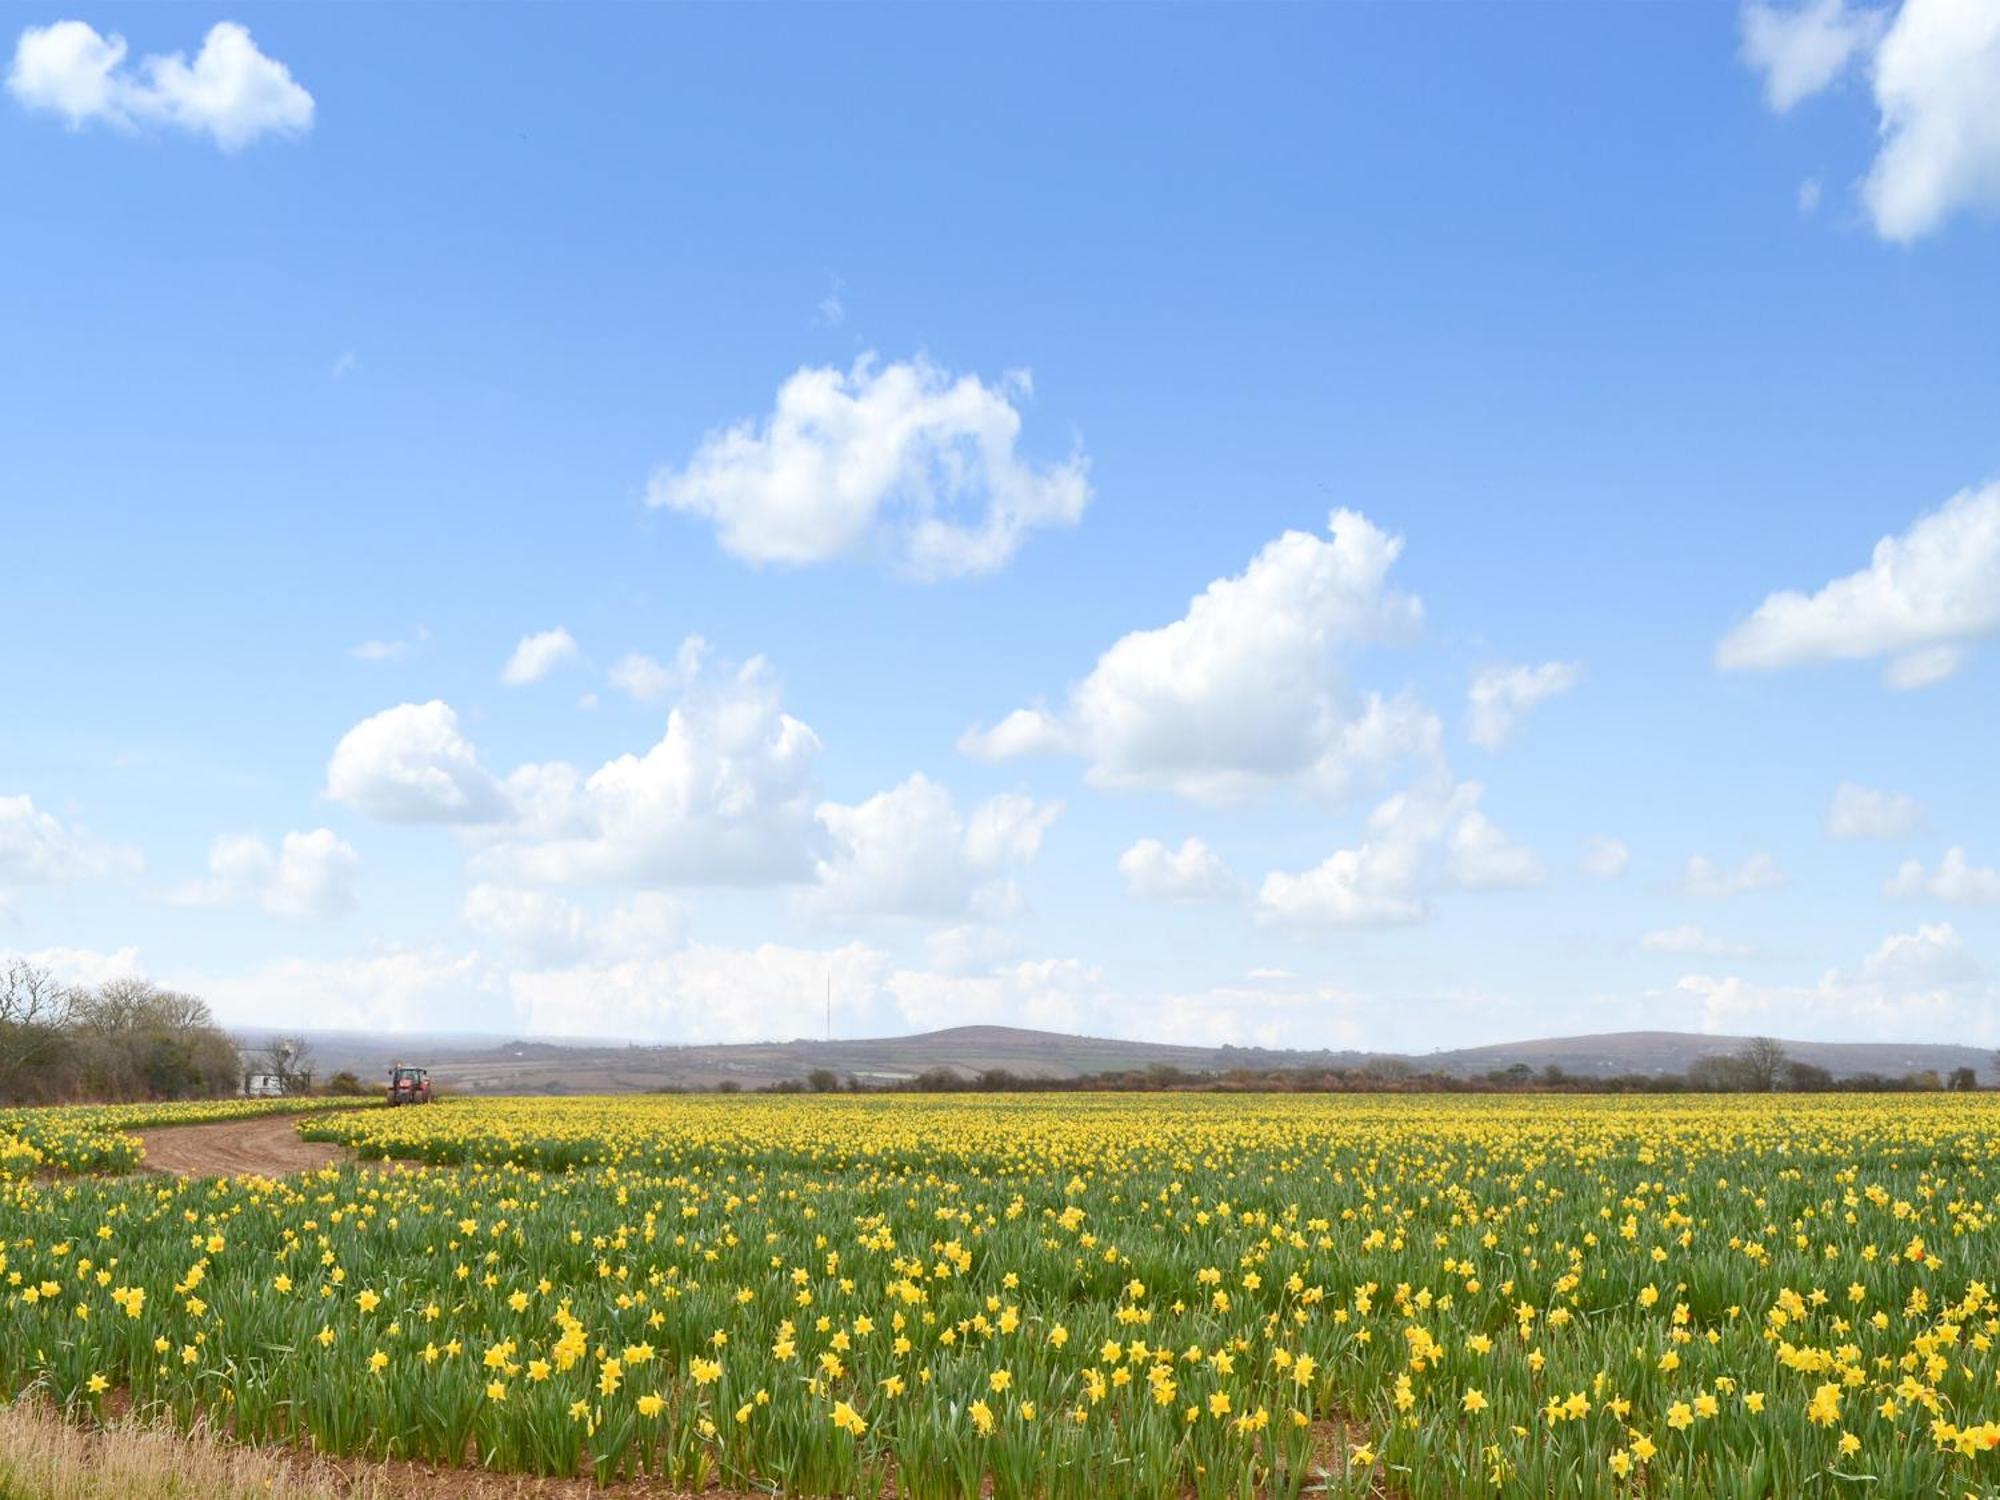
[4,1,1998,1051]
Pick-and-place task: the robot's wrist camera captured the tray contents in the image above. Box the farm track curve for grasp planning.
[136,1113,357,1178]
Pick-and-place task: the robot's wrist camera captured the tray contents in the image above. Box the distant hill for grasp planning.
[1415,1030,1993,1082]
[235,1023,1997,1096]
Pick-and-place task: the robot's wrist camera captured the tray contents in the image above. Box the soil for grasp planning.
[135,1114,357,1178]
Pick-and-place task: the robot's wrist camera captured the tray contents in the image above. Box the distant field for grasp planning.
[3,1091,1998,1496]
[245,1023,2000,1096]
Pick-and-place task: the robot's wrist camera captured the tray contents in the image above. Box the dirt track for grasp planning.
[137,1114,355,1178]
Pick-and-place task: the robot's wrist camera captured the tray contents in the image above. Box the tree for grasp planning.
[1688,1054,1754,1091]
[1735,1037,1788,1093]
[259,1035,317,1095]
[71,979,239,1100]
[325,1069,365,1096]
[0,961,78,1103]
[1781,1060,1834,1092]
[1947,1066,1978,1092]
[806,1068,840,1093]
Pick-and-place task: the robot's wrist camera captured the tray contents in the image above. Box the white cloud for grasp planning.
[1827,780,1923,838]
[1740,0,1886,111]
[502,627,581,686]
[1885,846,2000,903]
[1742,0,2000,241]
[461,883,685,965]
[1466,660,1580,751]
[648,354,1090,578]
[1882,643,1967,689]
[1641,923,1760,957]
[1681,852,1788,899]
[1256,778,1537,930]
[171,828,359,918]
[1132,976,1368,1051]
[886,956,1106,1036]
[956,706,1072,761]
[1446,810,1546,890]
[924,924,1023,975]
[0,943,143,988]
[1119,837,1243,904]
[350,636,413,662]
[966,510,1434,802]
[510,933,1371,1049]
[196,949,498,1033]
[478,656,823,887]
[1798,176,1824,213]
[608,636,709,703]
[809,774,1059,918]
[8,20,312,150]
[1717,484,2000,687]
[1863,0,2000,241]
[510,941,889,1042]
[326,701,509,824]
[1581,836,1631,879]
[330,351,359,381]
[1674,920,1994,1041]
[815,277,846,328]
[0,794,140,891]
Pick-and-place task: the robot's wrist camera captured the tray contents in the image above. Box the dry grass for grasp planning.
[0,1399,380,1500]
[0,1399,744,1499]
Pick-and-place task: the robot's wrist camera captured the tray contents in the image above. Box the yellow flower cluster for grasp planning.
[0,1091,1996,1498]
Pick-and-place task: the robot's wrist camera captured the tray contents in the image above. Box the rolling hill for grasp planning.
[236,1023,1997,1095]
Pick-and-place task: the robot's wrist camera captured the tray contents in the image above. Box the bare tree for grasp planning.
[0,961,78,1103]
[1735,1036,1788,1093]
[72,979,239,1099]
[259,1035,317,1094]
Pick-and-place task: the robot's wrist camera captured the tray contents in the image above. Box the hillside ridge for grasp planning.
[234,1024,1997,1095]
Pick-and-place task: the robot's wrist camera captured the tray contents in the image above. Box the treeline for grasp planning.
[0,961,241,1105]
[738,1037,1989,1097]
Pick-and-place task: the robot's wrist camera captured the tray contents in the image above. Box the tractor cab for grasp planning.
[386,1065,432,1106]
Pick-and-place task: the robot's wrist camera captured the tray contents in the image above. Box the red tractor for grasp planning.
[385,1065,433,1106]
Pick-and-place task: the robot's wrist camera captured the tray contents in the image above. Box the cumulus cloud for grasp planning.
[1681,852,1788,899]
[1256,778,1538,930]
[195,949,498,1033]
[349,631,423,663]
[923,924,1023,975]
[1674,920,1994,1041]
[502,627,582,686]
[510,940,890,1041]
[1863,0,2000,241]
[1885,846,2000,903]
[478,656,823,887]
[608,636,708,703]
[326,701,509,824]
[808,774,1059,918]
[1641,923,1760,957]
[1740,0,1886,111]
[648,354,1089,578]
[1118,837,1243,903]
[0,794,140,892]
[1581,836,1631,879]
[1465,660,1580,750]
[461,884,686,965]
[1446,810,1546,890]
[8,20,313,150]
[170,829,358,918]
[956,706,1071,761]
[1827,780,1923,838]
[0,943,143,988]
[1742,0,2000,241]
[964,510,1434,802]
[501,932,1377,1048]
[1718,484,2000,687]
